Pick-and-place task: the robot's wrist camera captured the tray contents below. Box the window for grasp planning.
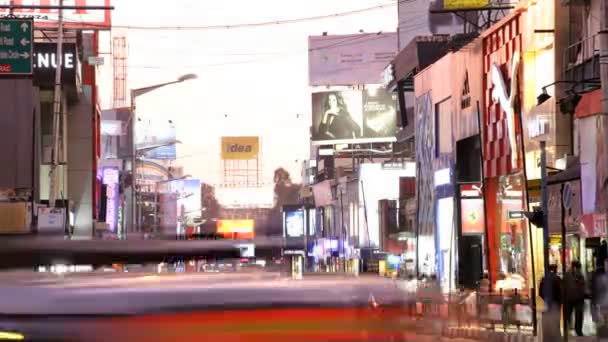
[435,98,453,157]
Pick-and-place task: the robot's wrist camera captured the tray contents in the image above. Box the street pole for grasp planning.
[561,183,568,341]
[130,91,137,238]
[540,140,560,340]
[48,0,64,209]
[598,0,608,339]
[601,0,608,215]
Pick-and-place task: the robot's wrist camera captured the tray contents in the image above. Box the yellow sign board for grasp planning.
[220,136,259,160]
[444,0,488,9]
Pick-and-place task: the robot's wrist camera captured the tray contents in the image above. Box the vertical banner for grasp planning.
[103,167,119,232]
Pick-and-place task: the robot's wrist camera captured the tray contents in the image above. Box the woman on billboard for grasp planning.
[317,92,362,140]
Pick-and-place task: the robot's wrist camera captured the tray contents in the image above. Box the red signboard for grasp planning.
[0,0,112,30]
[482,14,523,179]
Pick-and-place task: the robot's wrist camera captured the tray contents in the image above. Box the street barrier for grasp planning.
[411,284,536,340]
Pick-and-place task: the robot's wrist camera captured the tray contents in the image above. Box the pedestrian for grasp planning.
[564,260,586,336]
[539,264,562,310]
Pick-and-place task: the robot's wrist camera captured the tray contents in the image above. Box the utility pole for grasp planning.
[540,140,550,306]
[601,0,608,213]
[48,0,64,209]
[598,0,608,339]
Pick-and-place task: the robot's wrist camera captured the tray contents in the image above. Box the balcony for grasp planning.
[563,33,602,93]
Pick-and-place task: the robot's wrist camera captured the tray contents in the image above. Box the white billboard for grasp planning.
[308,32,398,86]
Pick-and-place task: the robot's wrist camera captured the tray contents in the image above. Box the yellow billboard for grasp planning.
[444,0,488,9]
[217,219,254,239]
[221,136,259,160]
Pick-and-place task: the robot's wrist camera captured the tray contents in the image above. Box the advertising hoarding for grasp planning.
[0,0,112,30]
[311,88,397,145]
[102,167,119,233]
[217,219,254,239]
[308,32,397,86]
[220,136,259,160]
[135,119,177,160]
[285,210,305,238]
[444,0,489,9]
[171,179,201,218]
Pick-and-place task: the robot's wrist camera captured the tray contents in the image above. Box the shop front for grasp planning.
[480,12,530,291]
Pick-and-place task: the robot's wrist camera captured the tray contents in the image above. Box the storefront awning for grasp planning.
[548,156,580,185]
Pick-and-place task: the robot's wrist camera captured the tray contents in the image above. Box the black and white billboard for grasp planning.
[311,87,397,145]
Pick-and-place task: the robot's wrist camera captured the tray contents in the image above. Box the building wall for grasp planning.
[0,79,37,189]
[68,96,94,238]
[413,37,484,288]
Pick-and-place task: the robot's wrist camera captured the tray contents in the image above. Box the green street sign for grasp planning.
[0,18,33,75]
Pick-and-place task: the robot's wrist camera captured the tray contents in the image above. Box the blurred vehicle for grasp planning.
[0,238,420,342]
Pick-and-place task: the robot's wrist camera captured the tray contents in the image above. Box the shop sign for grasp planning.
[460,71,471,109]
[528,116,549,139]
[460,184,482,198]
[33,42,77,87]
[491,51,520,169]
[102,167,119,233]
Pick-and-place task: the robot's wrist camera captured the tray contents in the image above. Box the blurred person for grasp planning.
[318,92,361,140]
[479,271,491,294]
[539,264,562,309]
[591,264,607,324]
[564,260,586,336]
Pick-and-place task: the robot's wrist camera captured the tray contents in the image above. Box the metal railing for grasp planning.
[563,33,601,84]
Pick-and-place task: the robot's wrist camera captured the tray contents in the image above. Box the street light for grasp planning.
[129,73,197,239]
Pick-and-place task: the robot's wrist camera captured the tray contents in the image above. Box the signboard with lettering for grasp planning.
[102,167,119,233]
[0,18,33,75]
[0,0,112,30]
[33,42,77,87]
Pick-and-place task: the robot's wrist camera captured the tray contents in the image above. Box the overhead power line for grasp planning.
[58,0,414,31]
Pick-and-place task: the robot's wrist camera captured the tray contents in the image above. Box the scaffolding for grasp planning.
[112,35,127,108]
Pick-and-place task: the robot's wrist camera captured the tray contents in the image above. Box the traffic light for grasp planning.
[524,207,544,228]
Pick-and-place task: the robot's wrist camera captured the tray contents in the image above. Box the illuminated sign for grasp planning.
[103,167,119,232]
[33,43,77,87]
[217,219,254,238]
[444,0,489,9]
[434,168,451,186]
[528,116,549,138]
[507,210,525,219]
[220,136,259,160]
[285,210,305,238]
[491,51,520,169]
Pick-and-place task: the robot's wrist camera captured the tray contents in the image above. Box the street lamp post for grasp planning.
[129,73,197,239]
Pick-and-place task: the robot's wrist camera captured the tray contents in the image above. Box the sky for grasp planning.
[97,0,399,206]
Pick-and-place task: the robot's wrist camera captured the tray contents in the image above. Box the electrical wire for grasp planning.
[126,21,429,70]
[56,0,415,31]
